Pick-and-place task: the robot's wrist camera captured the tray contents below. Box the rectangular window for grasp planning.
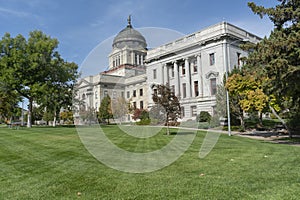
[182,65,185,75]
[193,60,197,73]
[133,102,137,109]
[237,52,241,67]
[182,83,186,98]
[95,91,98,99]
[127,91,130,98]
[194,81,199,97]
[171,85,175,94]
[191,106,197,117]
[210,78,217,95]
[135,54,138,65]
[104,90,108,97]
[171,66,175,77]
[181,107,185,118]
[153,69,157,79]
[139,88,143,96]
[133,90,136,97]
[209,53,215,65]
[112,91,117,99]
[140,101,144,109]
[121,91,124,98]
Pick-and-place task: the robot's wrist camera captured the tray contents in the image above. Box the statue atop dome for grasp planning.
[127,15,132,28]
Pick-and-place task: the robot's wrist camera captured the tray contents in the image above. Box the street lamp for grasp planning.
[225,38,249,136]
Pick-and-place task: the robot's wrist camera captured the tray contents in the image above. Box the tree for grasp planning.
[0,83,20,122]
[196,111,212,123]
[244,0,300,135]
[225,73,268,128]
[0,31,78,128]
[151,84,181,135]
[79,107,97,125]
[111,97,128,123]
[98,95,113,124]
[60,110,74,124]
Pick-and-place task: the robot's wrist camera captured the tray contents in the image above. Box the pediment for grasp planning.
[77,79,92,88]
[205,71,219,79]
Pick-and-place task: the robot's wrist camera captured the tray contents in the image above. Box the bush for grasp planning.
[197,122,210,129]
[210,116,221,128]
[136,119,151,125]
[196,111,211,122]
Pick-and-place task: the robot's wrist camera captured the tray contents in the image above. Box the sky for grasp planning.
[0,0,278,76]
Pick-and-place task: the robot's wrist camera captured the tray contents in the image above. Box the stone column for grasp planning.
[131,52,134,64]
[164,64,168,85]
[197,54,203,97]
[173,61,180,96]
[136,54,140,65]
[141,55,144,65]
[161,63,165,84]
[185,58,191,97]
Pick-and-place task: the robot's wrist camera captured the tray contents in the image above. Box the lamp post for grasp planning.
[225,38,249,136]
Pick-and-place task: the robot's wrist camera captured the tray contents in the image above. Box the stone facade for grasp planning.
[75,20,261,123]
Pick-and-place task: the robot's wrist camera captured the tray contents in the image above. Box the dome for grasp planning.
[112,16,147,49]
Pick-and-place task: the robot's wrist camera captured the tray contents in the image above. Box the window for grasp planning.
[210,78,217,95]
[153,89,157,96]
[171,85,175,94]
[133,90,136,97]
[153,69,157,79]
[209,53,215,65]
[112,91,117,99]
[194,81,199,97]
[104,90,108,97]
[133,102,137,109]
[121,91,124,98]
[171,66,175,77]
[237,52,241,67]
[139,88,143,96]
[181,107,185,118]
[95,91,98,99]
[140,101,144,109]
[191,106,197,117]
[127,91,130,98]
[135,54,138,65]
[182,83,186,98]
[182,65,185,75]
[193,60,197,73]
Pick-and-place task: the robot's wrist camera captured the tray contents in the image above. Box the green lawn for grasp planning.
[0,125,299,199]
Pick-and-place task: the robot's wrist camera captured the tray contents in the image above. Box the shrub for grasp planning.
[136,119,151,125]
[196,111,211,122]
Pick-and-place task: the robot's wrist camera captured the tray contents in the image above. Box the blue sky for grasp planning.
[0,0,277,74]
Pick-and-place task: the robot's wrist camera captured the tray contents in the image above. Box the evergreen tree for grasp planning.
[98,95,113,124]
[245,0,300,135]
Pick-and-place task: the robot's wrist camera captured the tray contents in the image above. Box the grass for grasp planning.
[0,125,300,199]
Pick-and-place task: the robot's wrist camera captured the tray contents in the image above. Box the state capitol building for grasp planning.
[76,17,261,123]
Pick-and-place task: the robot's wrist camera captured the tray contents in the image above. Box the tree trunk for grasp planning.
[166,113,170,135]
[27,98,33,128]
[269,106,291,138]
[240,115,245,131]
[53,109,56,127]
[259,112,263,126]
